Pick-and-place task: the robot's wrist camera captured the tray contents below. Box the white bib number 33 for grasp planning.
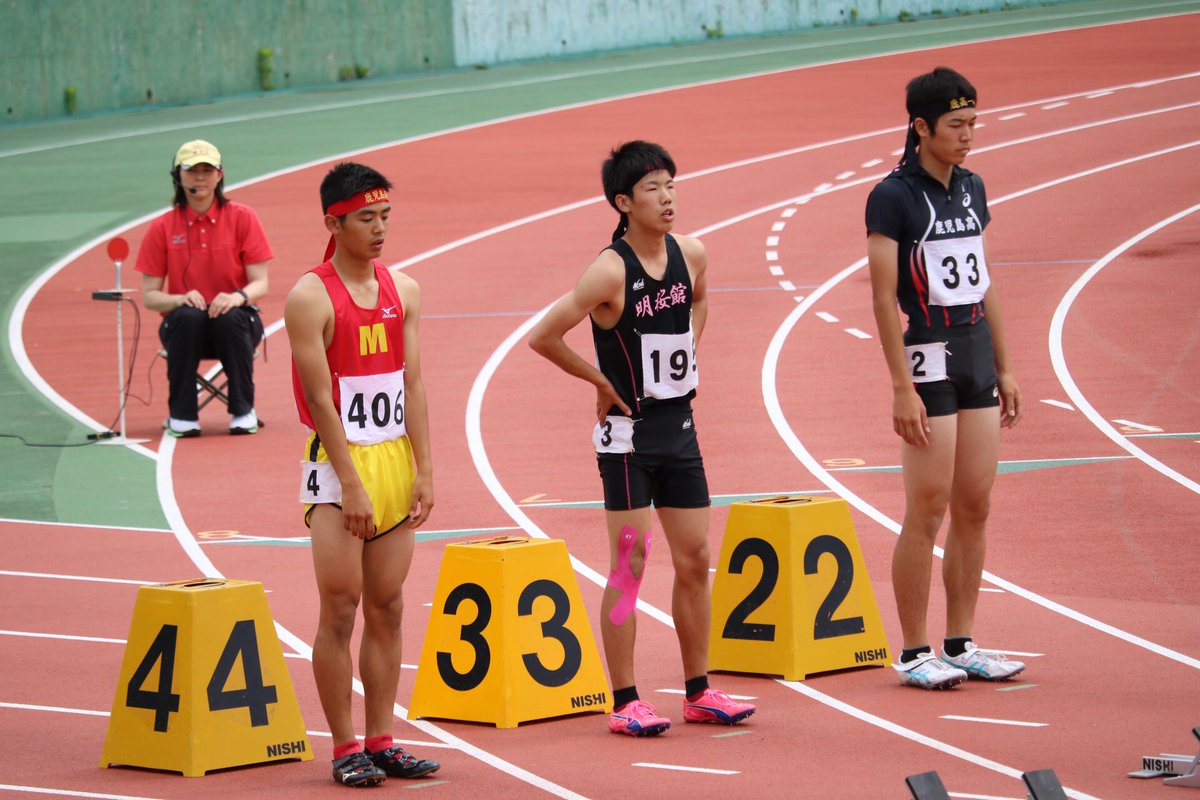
[339,369,406,445]
[922,235,990,307]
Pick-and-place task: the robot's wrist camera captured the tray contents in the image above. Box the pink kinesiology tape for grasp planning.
[607,525,651,626]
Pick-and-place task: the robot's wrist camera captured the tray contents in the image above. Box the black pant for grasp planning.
[159,305,263,420]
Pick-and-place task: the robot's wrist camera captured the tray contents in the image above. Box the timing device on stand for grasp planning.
[91,237,148,445]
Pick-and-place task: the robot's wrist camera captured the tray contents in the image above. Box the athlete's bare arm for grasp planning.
[980,237,1022,428]
[868,231,930,446]
[284,273,375,539]
[392,270,434,527]
[529,250,632,424]
[675,234,709,342]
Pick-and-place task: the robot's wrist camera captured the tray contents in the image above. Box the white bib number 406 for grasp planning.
[339,369,406,445]
[640,330,698,400]
[922,235,990,307]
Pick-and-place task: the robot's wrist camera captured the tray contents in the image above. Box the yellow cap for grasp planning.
[173,139,222,170]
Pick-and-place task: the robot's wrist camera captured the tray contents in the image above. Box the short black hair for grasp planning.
[601,141,676,241]
[320,162,393,215]
[897,66,977,166]
[905,66,977,132]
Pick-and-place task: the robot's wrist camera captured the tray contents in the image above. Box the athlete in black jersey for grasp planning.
[531,141,755,736]
[866,67,1025,690]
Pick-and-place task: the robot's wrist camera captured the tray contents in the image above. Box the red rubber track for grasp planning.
[10,15,1200,800]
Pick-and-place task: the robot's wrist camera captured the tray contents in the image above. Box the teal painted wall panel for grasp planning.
[0,0,456,124]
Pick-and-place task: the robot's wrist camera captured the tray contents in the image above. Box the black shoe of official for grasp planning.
[366,745,440,779]
[331,751,386,787]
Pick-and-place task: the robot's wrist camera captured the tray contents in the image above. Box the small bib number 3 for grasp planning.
[594,415,634,454]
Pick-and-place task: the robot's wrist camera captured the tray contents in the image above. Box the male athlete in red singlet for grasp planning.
[284,162,438,787]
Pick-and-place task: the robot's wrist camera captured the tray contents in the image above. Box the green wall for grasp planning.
[0,0,455,123]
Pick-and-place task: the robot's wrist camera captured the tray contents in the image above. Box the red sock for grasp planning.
[333,741,362,760]
[365,735,393,754]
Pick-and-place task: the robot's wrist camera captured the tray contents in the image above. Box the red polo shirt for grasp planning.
[135,200,273,305]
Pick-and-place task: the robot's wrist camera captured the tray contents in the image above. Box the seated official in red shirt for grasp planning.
[135,139,273,437]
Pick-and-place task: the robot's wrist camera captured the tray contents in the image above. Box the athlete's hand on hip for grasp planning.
[595,381,631,425]
[407,473,434,529]
[893,386,930,447]
[340,482,377,540]
[998,372,1023,429]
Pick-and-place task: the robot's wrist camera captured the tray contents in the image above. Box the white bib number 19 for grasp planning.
[641,330,698,400]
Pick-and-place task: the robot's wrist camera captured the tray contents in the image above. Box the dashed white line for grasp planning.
[813,181,834,192]
[792,295,805,303]
[781,207,797,218]
[941,715,1048,728]
[816,311,839,323]
[861,158,883,168]
[769,266,784,276]
[844,328,872,339]
[835,170,855,180]
[1042,101,1069,110]
[1087,91,1114,98]
[1040,399,1075,410]
[766,250,779,260]
[771,221,786,231]
[766,235,780,246]
[633,763,739,776]
[779,280,797,291]
[999,112,1026,120]
[1112,419,1161,432]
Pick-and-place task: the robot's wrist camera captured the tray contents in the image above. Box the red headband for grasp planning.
[323,188,390,260]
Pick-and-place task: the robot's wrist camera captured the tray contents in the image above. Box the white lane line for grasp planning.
[782,207,798,218]
[1040,398,1075,410]
[835,170,856,180]
[0,569,152,586]
[771,221,786,231]
[769,266,784,276]
[1111,419,1162,432]
[1001,112,1026,120]
[0,701,109,717]
[816,311,839,323]
[0,784,163,800]
[766,250,779,260]
[633,763,739,775]
[1042,101,1070,109]
[0,629,124,644]
[779,280,797,291]
[941,715,1048,728]
[1050,204,1200,498]
[1088,91,1114,98]
[0,517,170,533]
[845,328,872,339]
[766,236,780,246]
[861,158,883,168]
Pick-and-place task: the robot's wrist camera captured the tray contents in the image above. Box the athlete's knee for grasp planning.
[362,591,404,629]
[319,591,361,640]
[607,525,652,626]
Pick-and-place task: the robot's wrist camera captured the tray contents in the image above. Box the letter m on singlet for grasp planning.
[359,323,388,355]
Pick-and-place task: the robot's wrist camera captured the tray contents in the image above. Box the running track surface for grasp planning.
[7,13,1200,800]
